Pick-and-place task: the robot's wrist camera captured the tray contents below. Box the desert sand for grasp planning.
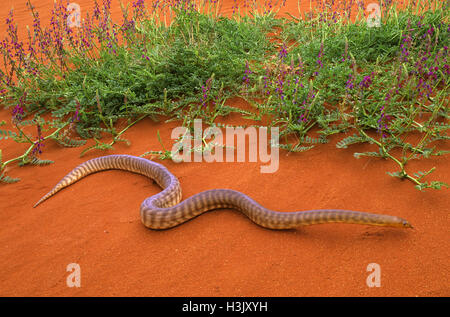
[0,0,448,296]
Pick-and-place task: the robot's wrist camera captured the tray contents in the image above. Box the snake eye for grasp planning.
[402,220,412,228]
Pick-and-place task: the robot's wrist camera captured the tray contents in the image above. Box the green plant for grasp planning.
[0,0,448,190]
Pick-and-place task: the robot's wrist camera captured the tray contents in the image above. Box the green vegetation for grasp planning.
[0,0,448,190]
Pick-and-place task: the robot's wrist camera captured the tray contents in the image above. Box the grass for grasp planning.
[0,0,448,190]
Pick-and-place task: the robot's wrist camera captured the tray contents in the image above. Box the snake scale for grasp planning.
[33,154,413,230]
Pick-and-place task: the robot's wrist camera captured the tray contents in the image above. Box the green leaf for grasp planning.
[52,135,87,148]
[353,151,381,159]
[277,143,314,152]
[0,173,20,184]
[16,119,36,127]
[429,181,449,190]
[80,139,113,157]
[0,129,18,141]
[387,171,403,178]
[336,134,366,149]
[415,181,449,191]
[302,135,328,144]
[413,167,436,181]
[113,136,131,146]
[433,150,450,156]
[29,157,54,166]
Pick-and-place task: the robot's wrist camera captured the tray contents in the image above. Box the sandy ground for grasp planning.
[0,0,449,297]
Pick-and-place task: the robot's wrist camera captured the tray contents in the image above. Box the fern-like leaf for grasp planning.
[29,157,54,166]
[52,135,87,148]
[15,119,36,127]
[277,143,314,152]
[386,171,404,178]
[113,137,131,146]
[302,135,328,144]
[0,129,18,141]
[17,156,52,166]
[415,181,449,191]
[353,151,382,159]
[0,173,20,184]
[336,134,366,149]
[80,140,113,157]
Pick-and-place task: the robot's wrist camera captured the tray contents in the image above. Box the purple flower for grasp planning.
[359,72,374,89]
[32,124,44,156]
[72,100,81,123]
[444,64,450,75]
[315,42,324,73]
[279,44,288,61]
[132,0,146,16]
[242,61,252,86]
[12,104,24,122]
[377,105,392,139]
[12,92,27,123]
[275,77,284,98]
[297,87,316,123]
[346,73,355,90]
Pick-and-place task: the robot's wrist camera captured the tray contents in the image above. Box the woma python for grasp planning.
[34,155,413,230]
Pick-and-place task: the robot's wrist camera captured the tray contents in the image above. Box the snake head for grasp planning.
[401,219,413,229]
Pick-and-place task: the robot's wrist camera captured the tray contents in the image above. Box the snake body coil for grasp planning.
[34,155,412,230]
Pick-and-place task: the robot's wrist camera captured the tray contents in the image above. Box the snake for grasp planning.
[33,154,413,230]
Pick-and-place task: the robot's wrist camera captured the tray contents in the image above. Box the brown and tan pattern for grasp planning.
[34,155,413,230]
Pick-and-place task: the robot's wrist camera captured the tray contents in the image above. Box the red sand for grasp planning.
[0,0,449,297]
